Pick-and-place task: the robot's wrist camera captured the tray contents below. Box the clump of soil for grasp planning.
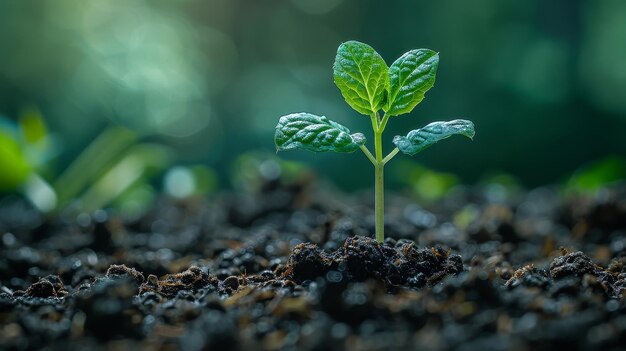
[19,275,68,298]
[283,236,462,289]
[139,266,218,297]
[0,177,625,350]
[106,264,145,285]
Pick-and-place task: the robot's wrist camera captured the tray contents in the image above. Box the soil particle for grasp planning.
[607,256,626,274]
[282,243,336,283]
[505,264,550,289]
[22,275,67,298]
[222,275,240,292]
[550,251,601,279]
[503,249,626,299]
[343,236,386,281]
[106,264,145,285]
[139,266,218,298]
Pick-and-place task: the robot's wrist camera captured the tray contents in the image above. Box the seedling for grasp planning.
[274,41,475,243]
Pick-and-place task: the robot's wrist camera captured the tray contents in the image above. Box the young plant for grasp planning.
[274,41,475,243]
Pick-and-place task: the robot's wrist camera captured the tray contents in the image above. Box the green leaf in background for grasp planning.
[392,160,459,201]
[18,108,61,168]
[19,108,48,145]
[393,119,475,156]
[275,113,366,153]
[54,127,137,207]
[80,143,172,212]
[163,165,217,198]
[333,41,389,115]
[231,152,311,193]
[0,132,31,191]
[565,156,626,193]
[385,49,439,116]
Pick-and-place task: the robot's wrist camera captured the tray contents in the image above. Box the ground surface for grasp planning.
[1,176,625,350]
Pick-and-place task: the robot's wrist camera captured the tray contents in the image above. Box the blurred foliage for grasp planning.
[392,161,459,202]
[1,0,625,192]
[164,165,218,199]
[54,127,138,207]
[19,109,47,146]
[79,143,172,212]
[0,110,56,191]
[477,172,523,204]
[0,131,31,191]
[231,152,311,193]
[564,156,626,194]
[0,112,178,215]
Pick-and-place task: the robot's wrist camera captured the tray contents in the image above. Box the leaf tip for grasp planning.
[351,132,366,146]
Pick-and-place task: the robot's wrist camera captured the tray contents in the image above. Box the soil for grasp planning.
[1,176,625,350]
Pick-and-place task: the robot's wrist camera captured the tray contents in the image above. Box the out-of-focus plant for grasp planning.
[231,152,311,194]
[56,130,174,217]
[54,127,137,208]
[564,156,626,194]
[0,110,176,215]
[79,143,172,212]
[0,130,31,191]
[477,172,523,204]
[392,161,459,202]
[0,110,60,211]
[163,165,218,199]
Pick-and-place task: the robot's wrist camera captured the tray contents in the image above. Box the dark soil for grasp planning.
[1,176,625,350]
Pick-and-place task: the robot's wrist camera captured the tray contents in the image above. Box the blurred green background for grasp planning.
[1,0,625,198]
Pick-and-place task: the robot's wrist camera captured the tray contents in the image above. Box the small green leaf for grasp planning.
[393,119,475,156]
[275,113,365,153]
[385,49,439,116]
[333,41,389,115]
[19,108,48,145]
[0,131,31,190]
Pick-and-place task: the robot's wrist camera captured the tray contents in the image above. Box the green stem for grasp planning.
[379,112,391,132]
[373,119,384,243]
[359,145,376,165]
[370,114,379,133]
[383,147,399,165]
[374,161,384,243]
[368,112,394,243]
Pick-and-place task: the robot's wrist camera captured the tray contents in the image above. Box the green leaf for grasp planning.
[385,49,439,116]
[19,108,48,145]
[565,156,626,193]
[393,119,475,156]
[0,131,31,191]
[275,113,366,153]
[333,41,389,115]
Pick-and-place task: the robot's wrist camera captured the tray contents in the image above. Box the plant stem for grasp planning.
[383,147,399,165]
[374,160,384,243]
[379,113,391,132]
[373,116,384,243]
[370,112,395,243]
[359,145,376,165]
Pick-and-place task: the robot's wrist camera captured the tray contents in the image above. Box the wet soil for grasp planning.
[1,177,625,350]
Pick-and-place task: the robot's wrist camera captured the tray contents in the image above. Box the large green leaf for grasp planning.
[333,41,389,115]
[393,119,475,156]
[275,113,365,153]
[385,49,439,116]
